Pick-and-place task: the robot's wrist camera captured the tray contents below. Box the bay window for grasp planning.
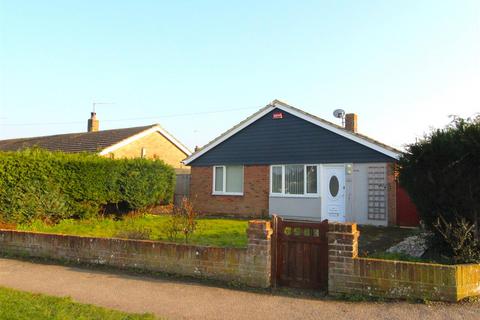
[213,165,244,195]
[270,164,319,196]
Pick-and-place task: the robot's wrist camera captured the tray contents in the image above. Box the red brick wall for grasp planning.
[190,165,269,218]
[0,221,273,288]
[327,222,480,302]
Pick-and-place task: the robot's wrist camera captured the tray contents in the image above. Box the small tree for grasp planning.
[166,197,197,243]
[398,115,480,261]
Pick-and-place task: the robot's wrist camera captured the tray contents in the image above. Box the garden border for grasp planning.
[0,220,272,288]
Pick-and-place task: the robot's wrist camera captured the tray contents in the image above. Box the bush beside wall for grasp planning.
[0,149,176,223]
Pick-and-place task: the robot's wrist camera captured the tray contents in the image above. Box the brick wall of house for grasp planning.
[0,220,272,288]
[107,131,189,171]
[190,165,269,218]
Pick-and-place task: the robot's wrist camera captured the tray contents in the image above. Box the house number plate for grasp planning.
[327,205,340,216]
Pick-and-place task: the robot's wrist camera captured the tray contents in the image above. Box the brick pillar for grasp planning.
[244,220,272,287]
[327,222,359,294]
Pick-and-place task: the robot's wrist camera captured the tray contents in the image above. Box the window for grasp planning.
[285,165,304,195]
[214,167,224,192]
[271,166,282,193]
[306,165,318,194]
[270,165,319,196]
[213,166,244,195]
[329,175,339,197]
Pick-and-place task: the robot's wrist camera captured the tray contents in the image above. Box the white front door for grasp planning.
[323,165,346,222]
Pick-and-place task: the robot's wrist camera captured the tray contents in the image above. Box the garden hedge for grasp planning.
[398,117,480,232]
[0,149,176,223]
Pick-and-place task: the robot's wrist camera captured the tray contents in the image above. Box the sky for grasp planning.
[0,0,479,151]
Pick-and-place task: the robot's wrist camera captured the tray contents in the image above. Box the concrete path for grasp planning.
[0,258,478,320]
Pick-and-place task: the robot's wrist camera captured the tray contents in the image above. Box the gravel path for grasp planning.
[0,258,478,320]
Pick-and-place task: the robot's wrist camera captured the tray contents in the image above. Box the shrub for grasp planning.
[432,215,480,263]
[165,197,198,243]
[398,116,480,259]
[0,149,176,223]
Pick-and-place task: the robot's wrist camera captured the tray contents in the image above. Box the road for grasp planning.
[0,258,478,320]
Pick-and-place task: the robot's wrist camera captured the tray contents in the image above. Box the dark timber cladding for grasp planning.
[189,108,395,165]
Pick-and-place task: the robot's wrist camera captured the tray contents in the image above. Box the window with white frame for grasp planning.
[270,165,318,196]
[213,165,244,195]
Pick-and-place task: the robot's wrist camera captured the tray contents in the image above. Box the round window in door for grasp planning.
[329,175,339,197]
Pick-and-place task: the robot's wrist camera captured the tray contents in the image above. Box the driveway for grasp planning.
[0,258,478,320]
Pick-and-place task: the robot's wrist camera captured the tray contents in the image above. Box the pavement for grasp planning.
[0,257,478,320]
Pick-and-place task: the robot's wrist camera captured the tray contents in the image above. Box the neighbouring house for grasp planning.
[0,112,191,171]
[184,100,403,226]
[0,112,192,203]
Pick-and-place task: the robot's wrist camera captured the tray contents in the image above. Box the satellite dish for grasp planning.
[333,109,345,119]
[333,109,346,127]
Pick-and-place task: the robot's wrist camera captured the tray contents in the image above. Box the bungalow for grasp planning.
[0,112,191,172]
[184,100,402,226]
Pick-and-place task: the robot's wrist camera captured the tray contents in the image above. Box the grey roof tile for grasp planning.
[0,125,157,153]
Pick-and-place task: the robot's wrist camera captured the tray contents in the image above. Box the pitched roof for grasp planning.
[183,100,401,165]
[0,124,191,156]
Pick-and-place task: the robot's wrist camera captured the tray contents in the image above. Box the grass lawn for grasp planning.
[18,214,249,248]
[357,225,421,257]
[17,216,421,256]
[0,286,155,320]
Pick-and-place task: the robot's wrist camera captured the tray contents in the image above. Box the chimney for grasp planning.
[345,113,357,133]
[87,112,99,132]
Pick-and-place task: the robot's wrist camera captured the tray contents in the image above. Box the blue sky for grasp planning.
[1,1,479,150]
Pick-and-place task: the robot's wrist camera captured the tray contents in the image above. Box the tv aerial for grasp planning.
[333,108,346,126]
[92,101,115,113]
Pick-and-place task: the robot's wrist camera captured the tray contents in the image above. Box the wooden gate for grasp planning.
[272,216,329,290]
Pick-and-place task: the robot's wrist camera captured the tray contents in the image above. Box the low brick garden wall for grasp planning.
[327,223,480,302]
[3,218,480,301]
[0,220,272,288]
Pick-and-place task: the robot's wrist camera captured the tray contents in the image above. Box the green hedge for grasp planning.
[399,117,480,231]
[0,149,176,223]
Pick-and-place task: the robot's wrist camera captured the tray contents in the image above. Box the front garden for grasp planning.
[0,149,249,248]
[16,214,249,248]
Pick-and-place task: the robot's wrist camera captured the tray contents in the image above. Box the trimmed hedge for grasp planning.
[399,117,480,232]
[398,116,480,262]
[0,149,176,223]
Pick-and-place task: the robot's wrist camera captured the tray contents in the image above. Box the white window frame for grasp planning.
[270,164,320,198]
[212,165,244,196]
